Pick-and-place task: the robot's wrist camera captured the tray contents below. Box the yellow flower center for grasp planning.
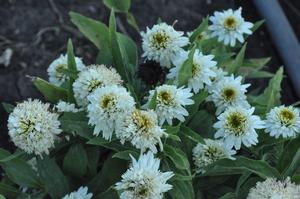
[226,112,247,136]
[192,63,200,77]
[151,31,170,50]
[19,119,35,135]
[158,90,174,105]
[88,80,102,92]
[224,17,238,30]
[55,64,67,80]
[100,94,115,109]
[279,109,295,126]
[222,87,237,102]
[132,110,153,132]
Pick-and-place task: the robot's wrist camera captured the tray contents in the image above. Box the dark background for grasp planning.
[0,0,299,149]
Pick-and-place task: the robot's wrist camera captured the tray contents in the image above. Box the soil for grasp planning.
[0,0,299,149]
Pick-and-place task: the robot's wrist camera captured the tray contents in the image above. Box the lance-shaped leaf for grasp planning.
[227,43,247,74]
[177,46,196,87]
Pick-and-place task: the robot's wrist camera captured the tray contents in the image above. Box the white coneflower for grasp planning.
[116,152,174,199]
[214,106,265,150]
[205,67,228,93]
[167,49,217,93]
[7,99,61,156]
[47,54,85,87]
[265,106,300,138]
[209,7,253,47]
[55,100,82,113]
[207,75,250,115]
[192,139,236,174]
[62,186,93,199]
[141,22,189,68]
[247,177,300,199]
[144,85,194,125]
[116,109,167,153]
[87,85,135,140]
[73,64,123,107]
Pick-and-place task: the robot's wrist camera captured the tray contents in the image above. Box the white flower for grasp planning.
[141,22,189,68]
[192,139,236,174]
[47,54,85,86]
[62,186,93,199]
[207,75,250,115]
[247,177,300,199]
[7,99,61,156]
[206,67,228,93]
[116,152,174,199]
[167,49,217,93]
[214,106,265,150]
[87,85,135,140]
[73,64,123,107]
[265,106,300,138]
[116,109,167,153]
[144,85,194,125]
[56,100,82,113]
[209,7,253,47]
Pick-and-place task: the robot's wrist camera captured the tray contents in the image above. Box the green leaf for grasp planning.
[94,186,119,199]
[63,143,88,178]
[103,0,131,12]
[0,182,20,198]
[227,43,247,74]
[185,90,208,122]
[0,149,41,188]
[167,179,195,199]
[127,12,139,31]
[67,39,77,103]
[243,57,271,69]
[109,10,129,82]
[203,156,280,179]
[87,137,136,152]
[33,77,68,103]
[148,90,157,110]
[164,124,181,141]
[37,156,70,199]
[251,20,265,33]
[190,17,209,43]
[177,47,196,87]
[69,12,109,49]
[245,70,274,79]
[278,135,300,172]
[180,125,205,144]
[0,195,5,199]
[164,144,190,171]
[282,148,300,177]
[2,102,14,114]
[60,111,94,139]
[88,157,127,194]
[0,150,25,163]
[112,150,139,161]
[219,192,236,199]
[250,67,283,113]
[86,146,100,177]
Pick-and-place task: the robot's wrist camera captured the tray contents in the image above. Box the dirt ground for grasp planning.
[0,0,299,149]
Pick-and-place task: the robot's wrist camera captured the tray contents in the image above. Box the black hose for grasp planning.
[253,0,300,98]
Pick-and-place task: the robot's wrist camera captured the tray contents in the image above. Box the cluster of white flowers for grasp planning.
[47,54,86,86]
[247,178,300,199]
[192,139,236,173]
[8,99,61,156]
[73,64,123,107]
[62,186,93,199]
[116,109,167,153]
[144,85,194,125]
[116,152,174,199]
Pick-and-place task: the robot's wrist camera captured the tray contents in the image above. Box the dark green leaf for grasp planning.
[37,156,70,199]
[180,125,205,144]
[0,182,20,198]
[251,20,265,33]
[112,150,139,160]
[185,90,208,122]
[63,143,88,178]
[2,102,14,114]
[148,90,157,110]
[190,17,209,43]
[67,39,77,103]
[278,136,300,173]
[177,47,196,87]
[227,43,247,74]
[164,144,190,171]
[127,12,139,31]
[33,77,68,103]
[103,0,131,12]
